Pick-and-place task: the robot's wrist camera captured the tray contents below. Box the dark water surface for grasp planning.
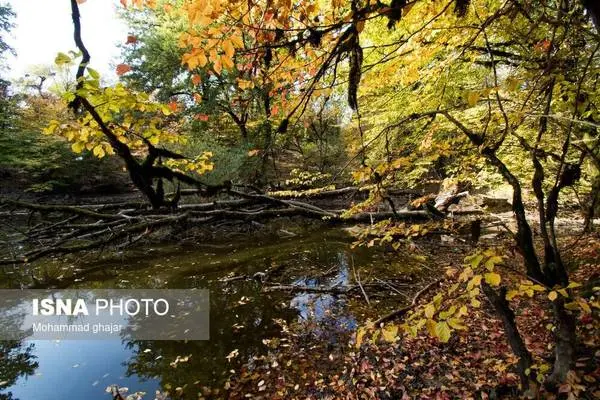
[0,229,421,400]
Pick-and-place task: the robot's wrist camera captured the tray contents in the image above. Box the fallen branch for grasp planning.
[0,198,132,220]
[373,279,441,325]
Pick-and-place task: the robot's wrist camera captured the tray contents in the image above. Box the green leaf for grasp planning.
[55,52,71,65]
[465,254,484,269]
[87,67,100,80]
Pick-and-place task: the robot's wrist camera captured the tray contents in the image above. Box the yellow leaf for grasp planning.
[578,299,592,314]
[71,142,85,153]
[230,34,244,48]
[355,327,366,348]
[237,79,254,90]
[424,303,435,319]
[467,274,482,290]
[506,290,518,300]
[426,319,437,337]
[484,272,501,287]
[381,324,398,342]
[223,39,235,59]
[435,321,451,343]
[548,291,558,301]
[447,317,466,330]
[484,256,503,271]
[213,59,222,75]
[221,54,234,69]
[197,51,208,68]
[466,91,480,107]
[93,145,105,158]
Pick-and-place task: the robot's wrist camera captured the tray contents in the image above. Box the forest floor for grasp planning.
[223,231,600,400]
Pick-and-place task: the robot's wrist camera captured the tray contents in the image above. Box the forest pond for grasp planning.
[0,228,434,400]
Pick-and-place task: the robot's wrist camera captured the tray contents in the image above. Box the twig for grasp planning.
[352,256,370,305]
[374,279,441,325]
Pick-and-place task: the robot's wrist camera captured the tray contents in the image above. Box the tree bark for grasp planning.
[546,298,577,389]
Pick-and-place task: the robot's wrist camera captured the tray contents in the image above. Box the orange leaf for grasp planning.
[168,101,179,112]
[116,64,132,76]
[120,0,127,6]
[126,35,137,44]
[195,114,209,121]
[193,93,203,103]
[77,0,87,4]
[191,74,202,86]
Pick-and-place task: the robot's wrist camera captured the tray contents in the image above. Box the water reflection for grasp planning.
[290,252,357,341]
[0,341,38,400]
[0,230,417,399]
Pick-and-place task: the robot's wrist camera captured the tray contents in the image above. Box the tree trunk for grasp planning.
[546,298,577,388]
[583,173,600,232]
[481,283,535,390]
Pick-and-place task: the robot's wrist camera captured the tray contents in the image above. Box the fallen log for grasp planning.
[0,198,132,220]
[343,210,430,223]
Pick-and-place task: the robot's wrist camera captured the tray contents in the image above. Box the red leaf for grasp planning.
[195,114,209,121]
[116,64,132,76]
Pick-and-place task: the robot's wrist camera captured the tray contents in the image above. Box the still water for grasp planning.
[0,229,421,400]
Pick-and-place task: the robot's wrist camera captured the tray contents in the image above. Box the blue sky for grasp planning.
[5,0,127,80]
